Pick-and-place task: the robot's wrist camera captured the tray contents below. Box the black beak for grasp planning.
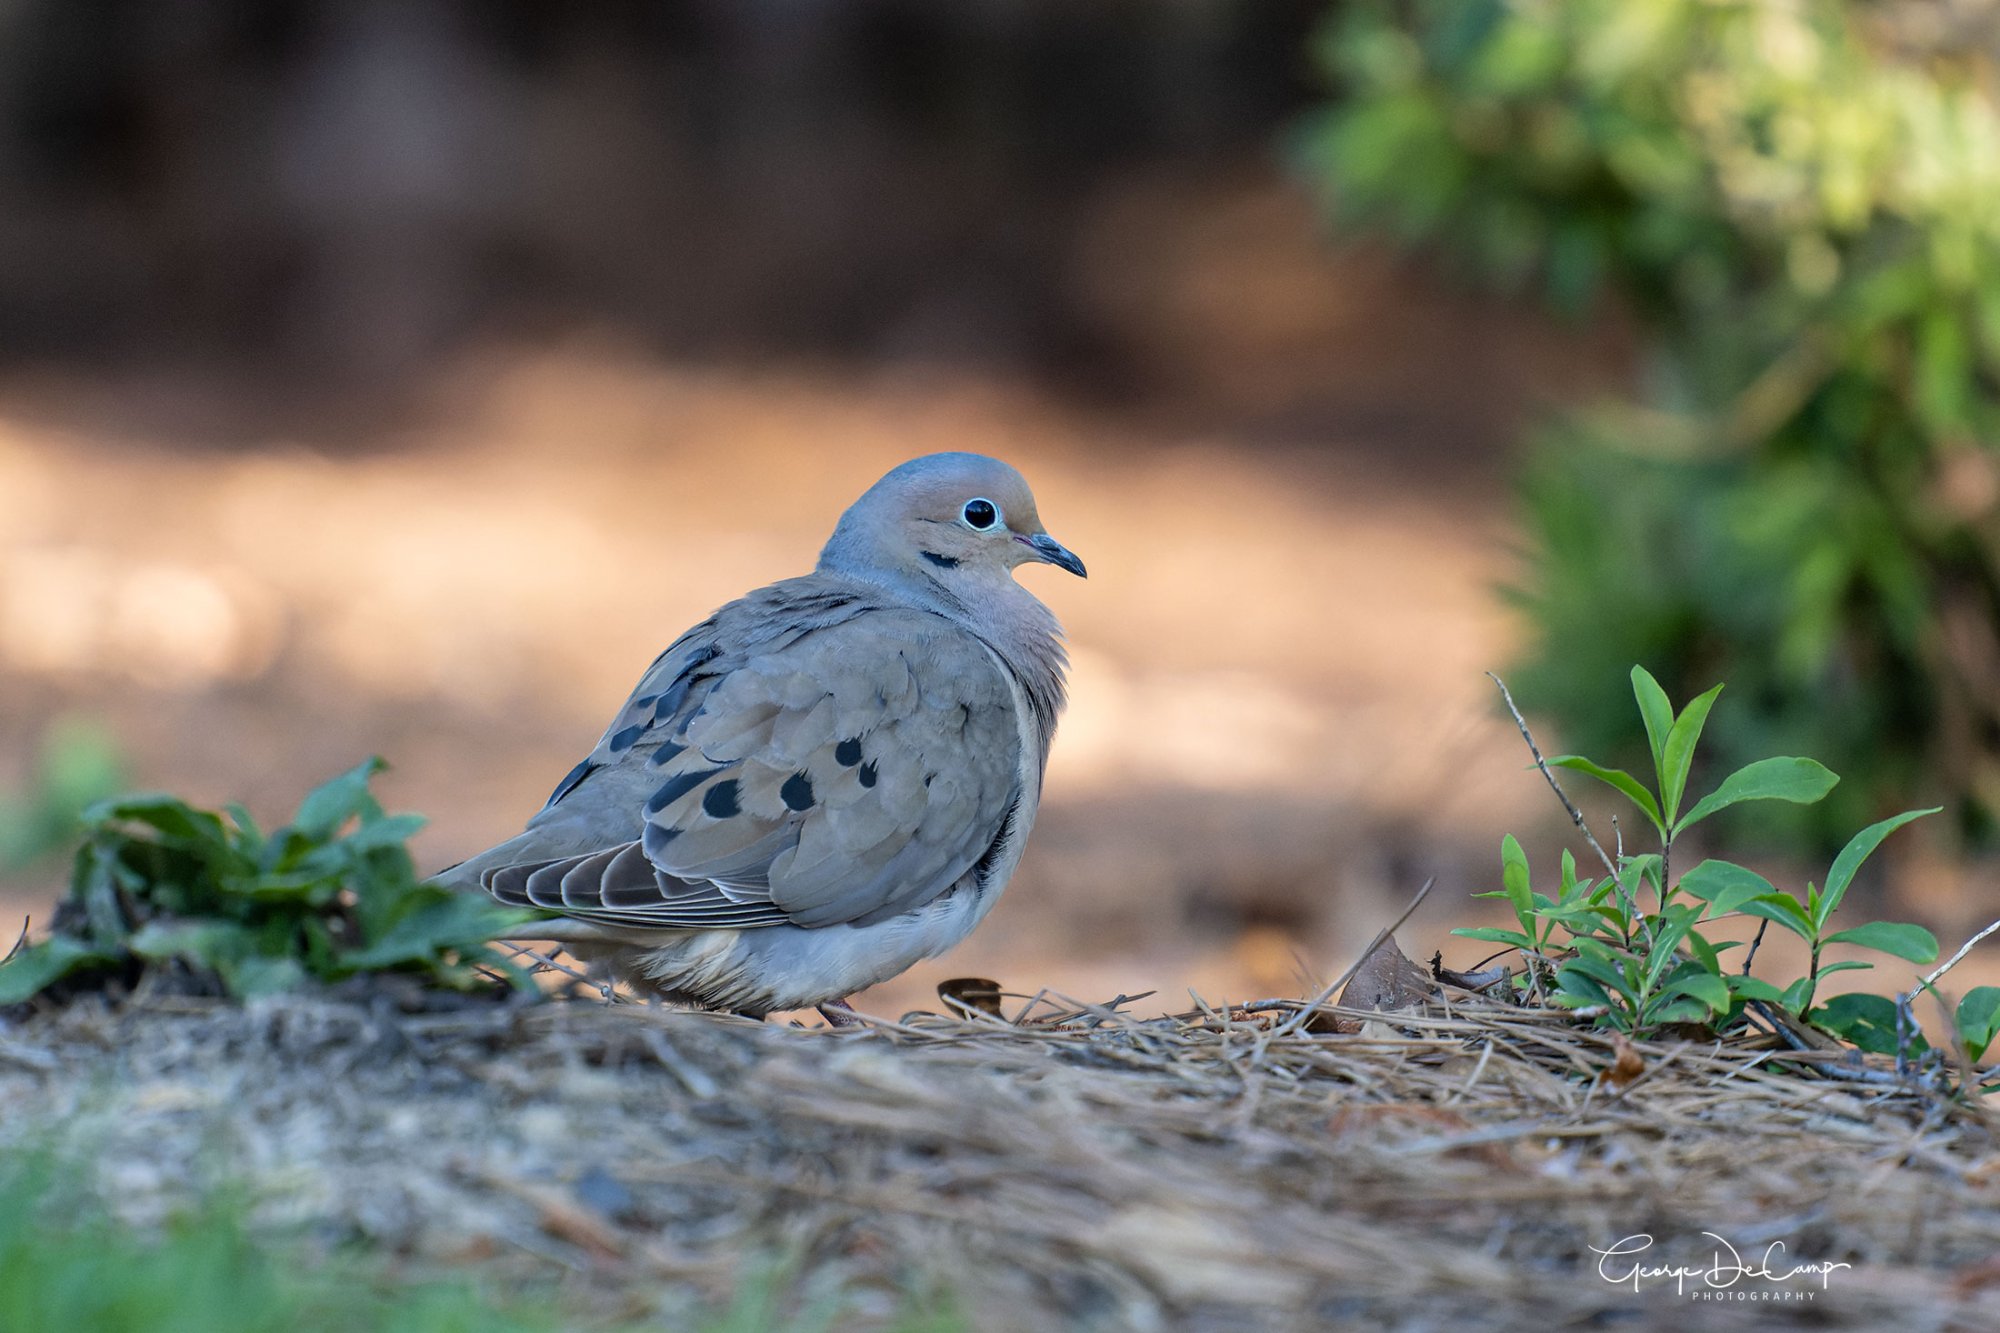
[1023,532,1087,578]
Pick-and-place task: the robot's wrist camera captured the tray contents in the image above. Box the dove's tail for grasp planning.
[427,828,554,896]
[431,831,652,945]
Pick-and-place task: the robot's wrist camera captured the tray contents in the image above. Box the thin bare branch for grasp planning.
[1487,672,1618,879]
[1922,915,2000,990]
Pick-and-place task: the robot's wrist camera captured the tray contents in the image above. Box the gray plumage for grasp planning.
[435,452,1084,1017]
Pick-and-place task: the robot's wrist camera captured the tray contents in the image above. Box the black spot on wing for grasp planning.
[608,723,646,753]
[790,591,858,614]
[546,759,596,808]
[780,772,815,811]
[858,760,878,789]
[702,779,741,819]
[647,766,727,814]
[920,551,959,569]
[652,677,691,723]
[835,737,863,767]
[648,740,688,767]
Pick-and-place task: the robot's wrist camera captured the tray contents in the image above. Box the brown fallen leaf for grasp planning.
[1340,933,1437,1013]
[937,976,1005,1019]
[1604,1035,1644,1091]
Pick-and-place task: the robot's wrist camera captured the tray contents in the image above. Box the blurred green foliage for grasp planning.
[0,1151,964,1333]
[0,1152,596,1333]
[0,719,126,874]
[0,759,533,1005]
[1302,0,2000,844]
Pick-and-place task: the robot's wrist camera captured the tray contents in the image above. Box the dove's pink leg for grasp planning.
[816,997,865,1028]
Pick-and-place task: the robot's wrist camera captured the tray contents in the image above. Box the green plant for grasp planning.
[0,717,126,874]
[1301,0,2000,847]
[0,758,533,1006]
[0,1151,591,1333]
[1461,667,1951,1045]
[0,1150,945,1333]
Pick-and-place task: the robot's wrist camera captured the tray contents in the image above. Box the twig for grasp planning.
[1922,916,2000,990]
[497,942,616,1003]
[1487,673,1618,880]
[1741,919,1769,976]
[1272,877,1434,1038]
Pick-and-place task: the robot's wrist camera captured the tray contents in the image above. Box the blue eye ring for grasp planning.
[961,498,1000,530]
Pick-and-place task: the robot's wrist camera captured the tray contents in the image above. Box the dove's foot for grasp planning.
[816,997,865,1028]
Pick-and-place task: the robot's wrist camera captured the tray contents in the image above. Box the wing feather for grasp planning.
[483,584,1024,932]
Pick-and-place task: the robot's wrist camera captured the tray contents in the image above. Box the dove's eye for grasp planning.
[961,498,1000,530]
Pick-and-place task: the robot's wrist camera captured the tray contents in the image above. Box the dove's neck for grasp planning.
[965,578,1069,762]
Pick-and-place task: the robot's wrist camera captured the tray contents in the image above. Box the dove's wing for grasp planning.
[482,586,1028,931]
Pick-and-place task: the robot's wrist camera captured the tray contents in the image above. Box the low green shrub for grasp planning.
[1302,0,2000,847]
[1466,665,1998,1067]
[0,758,532,1006]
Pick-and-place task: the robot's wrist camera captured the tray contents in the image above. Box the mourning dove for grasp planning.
[437,452,1084,1023]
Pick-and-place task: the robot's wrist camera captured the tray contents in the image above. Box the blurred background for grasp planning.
[5,0,1999,1012]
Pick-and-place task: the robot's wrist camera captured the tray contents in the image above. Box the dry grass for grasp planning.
[4,961,1999,1333]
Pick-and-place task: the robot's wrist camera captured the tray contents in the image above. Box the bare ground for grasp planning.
[5,971,1998,1333]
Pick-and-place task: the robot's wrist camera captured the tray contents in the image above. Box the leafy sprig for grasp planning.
[1461,667,1950,1049]
[0,759,532,1005]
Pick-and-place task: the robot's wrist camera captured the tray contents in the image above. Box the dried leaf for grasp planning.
[1339,934,1435,1013]
[1605,1035,1644,1090]
[937,976,1004,1019]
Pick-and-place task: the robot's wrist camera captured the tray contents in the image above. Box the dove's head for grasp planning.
[818,453,1087,594]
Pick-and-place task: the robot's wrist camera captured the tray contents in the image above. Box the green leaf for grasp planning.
[0,936,119,1005]
[1818,808,1940,926]
[1674,758,1840,834]
[224,803,265,857]
[1499,834,1533,930]
[1740,893,1815,941]
[1678,859,1778,917]
[1823,921,1939,964]
[1643,915,1698,990]
[1562,952,1637,1001]
[1726,974,1786,1003]
[339,895,530,971]
[86,794,229,850]
[1780,976,1815,1013]
[1552,971,1615,1010]
[129,919,257,972]
[1630,665,1674,785]
[1450,926,1534,947]
[1813,960,1874,977]
[290,757,389,843]
[1618,854,1663,900]
[1659,968,1729,1013]
[1957,987,2000,1061]
[337,812,428,854]
[1547,756,1663,830]
[221,954,309,997]
[1658,682,1722,826]
[1815,993,1921,1056]
[1645,998,1710,1025]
